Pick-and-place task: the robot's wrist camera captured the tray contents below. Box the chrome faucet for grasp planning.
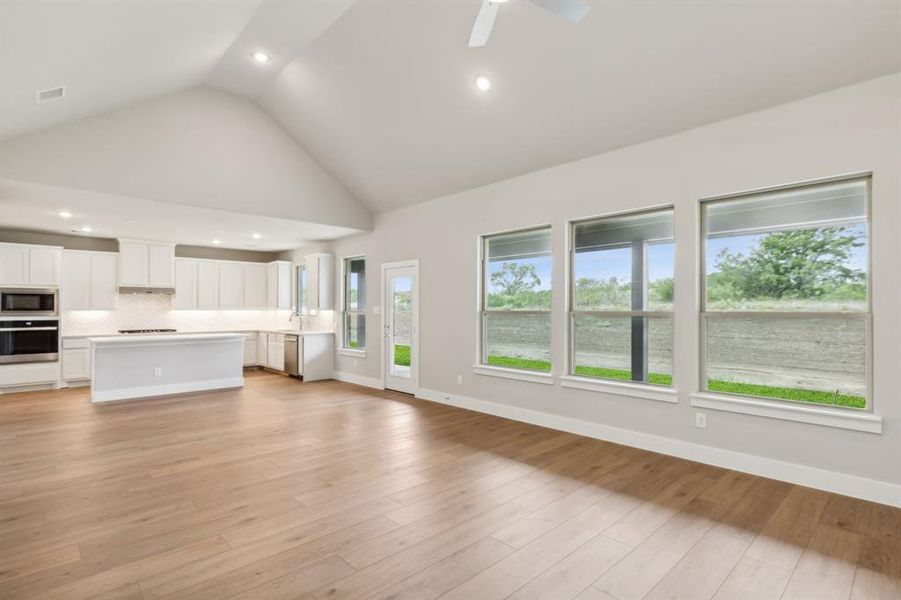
[288,311,301,330]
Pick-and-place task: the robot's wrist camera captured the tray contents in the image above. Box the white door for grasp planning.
[61,252,91,310]
[29,248,60,286]
[147,243,174,287]
[383,262,418,394]
[118,241,148,286]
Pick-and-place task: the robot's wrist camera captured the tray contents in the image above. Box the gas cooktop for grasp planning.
[117,329,177,334]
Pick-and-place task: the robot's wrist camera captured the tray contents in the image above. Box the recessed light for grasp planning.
[212,239,221,245]
[474,75,492,92]
[80,226,93,233]
[251,233,262,239]
[251,51,270,64]
[57,210,72,218]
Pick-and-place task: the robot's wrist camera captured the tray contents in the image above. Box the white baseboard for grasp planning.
[416,387,901,508]
[91,377,245,403]
[333,371,383,390]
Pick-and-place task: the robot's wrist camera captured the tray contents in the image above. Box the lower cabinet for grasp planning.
[0,362,60,387]
[62,339,91,382]
[267,334,285,371]
[243,333,257,366]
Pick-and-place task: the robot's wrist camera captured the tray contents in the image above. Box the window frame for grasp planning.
[696,172,874,420]
[341,255,367,353]
[475,224,554,381]
[565,205,676,394]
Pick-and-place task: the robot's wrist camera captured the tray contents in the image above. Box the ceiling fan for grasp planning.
[469,0,591,48]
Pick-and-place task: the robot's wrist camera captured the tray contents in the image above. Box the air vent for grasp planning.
[37,86,65,103]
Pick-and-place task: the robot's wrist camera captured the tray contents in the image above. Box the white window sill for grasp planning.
[560,375,678,404]
[472,364,554,385]
[690,391,882,434]
[338,348,367,358]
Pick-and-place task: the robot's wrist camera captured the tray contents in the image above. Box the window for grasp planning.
[342,257,366,350]
[701,176,870,410]
[480,227,552,372]
[570,208,674,386]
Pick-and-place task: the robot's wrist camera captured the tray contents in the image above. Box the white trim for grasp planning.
[472,364,554,385]
[560,375,678,404]
[91,377,244,403]
[333,371,383,390]
[338,348,367,358]
[415,387,900,508]
[690,391,882,434]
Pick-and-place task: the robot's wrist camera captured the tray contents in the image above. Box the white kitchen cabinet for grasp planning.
[0,243,62,287]
[243,333,258,366]
[257,332,268,367]
[197,261,220,309]
[28,247,61,286]
[117,239,175,288]
[174,258,198,310]
[299,333,335,381]
[267,261,292,310]
[0,363,59,388]
[61,252,90,310]
[62,339,91,382]
[267,333,285,371]
[219,262,244,309]
[148,244,175,287]
[61,250,117,311]
[243,263,267,309]
[305,253,335,313]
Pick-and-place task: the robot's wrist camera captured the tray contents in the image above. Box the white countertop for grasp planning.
[65,329,335,339]
[89,332,245,344]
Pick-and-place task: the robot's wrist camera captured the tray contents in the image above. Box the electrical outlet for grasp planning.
[695,412,707,429]
[154,367,162,377]
[456,375,463,385]
[353,359,358,367]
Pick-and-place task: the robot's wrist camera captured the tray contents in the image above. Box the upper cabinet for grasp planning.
[61,250,117,311]
[0,243,62,287]
[267,261,292,310]
[305,253,335,313]
[173,258,198,310]
[243,263,268,309]
[118,239,175,288]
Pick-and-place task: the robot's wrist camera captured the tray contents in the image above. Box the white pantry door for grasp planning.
[383,262,418,394]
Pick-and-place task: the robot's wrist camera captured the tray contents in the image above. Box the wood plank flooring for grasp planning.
[0,370,898,600]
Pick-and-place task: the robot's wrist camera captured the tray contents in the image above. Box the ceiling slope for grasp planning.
[0,0,262,139]
[206,0,355,99]
[0,87,372,231]
[259,0,901,212]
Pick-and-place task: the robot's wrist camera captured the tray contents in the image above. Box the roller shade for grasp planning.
[574,209,673,252]
[486,228,551,261]
[705,179,866,237]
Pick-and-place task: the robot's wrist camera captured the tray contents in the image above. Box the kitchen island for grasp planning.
[89,333,244,403]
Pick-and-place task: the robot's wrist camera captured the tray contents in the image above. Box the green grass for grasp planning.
[394,344,410,367]
[481,355,865,409]
[706,379,865,409]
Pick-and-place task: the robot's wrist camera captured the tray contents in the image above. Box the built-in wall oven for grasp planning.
[0,288,58,317]
[0,319,59,364]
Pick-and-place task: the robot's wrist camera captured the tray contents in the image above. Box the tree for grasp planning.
[491,262,541,296]
[709,227,864,301]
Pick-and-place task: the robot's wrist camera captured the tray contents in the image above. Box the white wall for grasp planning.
[0,87,372,231]
[330,74,901,492]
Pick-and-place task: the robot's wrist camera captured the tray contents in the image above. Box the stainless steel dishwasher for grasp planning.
[284,334,300,377]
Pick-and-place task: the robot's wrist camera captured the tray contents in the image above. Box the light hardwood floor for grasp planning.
[0,370,898,600]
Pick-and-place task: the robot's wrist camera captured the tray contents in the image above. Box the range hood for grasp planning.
[118,286,175,295]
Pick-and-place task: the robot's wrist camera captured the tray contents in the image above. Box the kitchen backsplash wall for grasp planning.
[62,294,335,335]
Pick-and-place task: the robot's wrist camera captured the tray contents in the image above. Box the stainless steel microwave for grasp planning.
[0,288,58,317]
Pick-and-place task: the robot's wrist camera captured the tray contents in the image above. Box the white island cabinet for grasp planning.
[89,333,244,403]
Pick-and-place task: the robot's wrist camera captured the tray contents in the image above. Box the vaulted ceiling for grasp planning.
[2,0,900,232]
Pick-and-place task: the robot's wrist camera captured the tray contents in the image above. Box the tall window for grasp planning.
[701,176,869,409]
[570,208,674,386]
[480,227,552,372]
[343,257,366,350]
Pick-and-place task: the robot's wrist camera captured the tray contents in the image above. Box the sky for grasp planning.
[489,222,867,293]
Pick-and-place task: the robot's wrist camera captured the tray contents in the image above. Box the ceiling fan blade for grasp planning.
[528,0,590,23]
[469,0,501,48]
